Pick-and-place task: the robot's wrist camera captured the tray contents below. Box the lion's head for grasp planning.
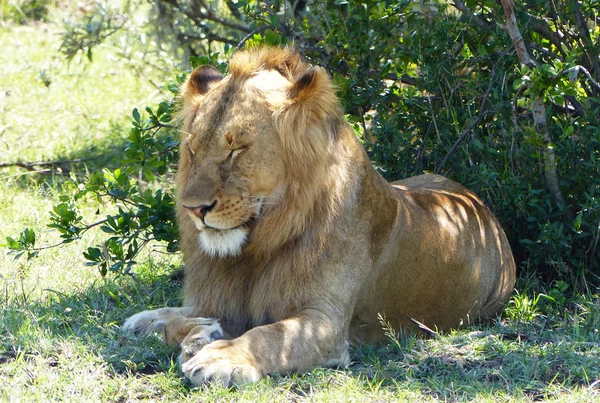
[176,47,345,258]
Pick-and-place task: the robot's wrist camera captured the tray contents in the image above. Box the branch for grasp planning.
[0,157,99,171]
[368,71,419,87]
[399,74,418,87]
[224,0,244,22]
[436,69,495,174]
[501,0,534,67]
[234,25,274,53]
[560,65,600,92]
[527,14,565,55]
[570,0,600,86]
[161,0,250,33]
[414,121,433,175]
[452,0,495,32]
[408,317,439,339]
[177,31,238,46]
[500,0,567,213]
[22,217,110,254]
[528,42,561,61]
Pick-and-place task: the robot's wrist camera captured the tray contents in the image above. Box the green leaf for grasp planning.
[565,125,574,137]
[132,108,140,123]
[23,228,35,247]
[83,247,102,261]
[142,166,155,182]
[6,236,20,250]
[189,56,211,69]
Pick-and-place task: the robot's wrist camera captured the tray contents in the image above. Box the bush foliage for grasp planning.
[5,0,600,286]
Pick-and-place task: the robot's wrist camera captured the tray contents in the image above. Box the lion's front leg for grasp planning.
[181,309,350,387]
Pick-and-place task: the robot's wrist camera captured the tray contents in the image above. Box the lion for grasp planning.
[123,46,516,387]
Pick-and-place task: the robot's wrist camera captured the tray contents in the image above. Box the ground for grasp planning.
[0,14,599,403]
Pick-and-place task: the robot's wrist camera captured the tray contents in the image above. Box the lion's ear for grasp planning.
[182,65,223,100]
[288,67,324,101]
[284,66,339,121]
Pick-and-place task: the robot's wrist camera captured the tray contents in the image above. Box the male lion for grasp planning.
[123,47,516,387]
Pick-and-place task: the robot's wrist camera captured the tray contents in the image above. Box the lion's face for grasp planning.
[179,71,287,258]
[177,49,341,258]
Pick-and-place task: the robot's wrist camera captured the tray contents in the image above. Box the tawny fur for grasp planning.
[124,46,516,387]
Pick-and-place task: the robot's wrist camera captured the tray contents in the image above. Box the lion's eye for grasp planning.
[226,148,245,162]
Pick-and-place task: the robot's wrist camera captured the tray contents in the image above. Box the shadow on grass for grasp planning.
[2,269,599,401]
[4,119,177,191]
[0,266,183,377]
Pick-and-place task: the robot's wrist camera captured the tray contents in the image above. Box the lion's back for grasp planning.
[391,173,472,194]
[349,173,516,343]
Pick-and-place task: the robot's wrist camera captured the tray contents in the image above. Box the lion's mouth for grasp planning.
[188,197,264,234]
[203,215,257,232]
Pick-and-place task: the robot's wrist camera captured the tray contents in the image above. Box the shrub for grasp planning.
[5,0,600,287]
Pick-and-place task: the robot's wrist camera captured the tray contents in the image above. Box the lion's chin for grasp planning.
[198,227,248,258]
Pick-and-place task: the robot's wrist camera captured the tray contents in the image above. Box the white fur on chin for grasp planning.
[198,228,248,258]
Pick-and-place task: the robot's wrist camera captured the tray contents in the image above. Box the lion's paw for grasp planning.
[181,340,261,387]
[122,309,168,335]
[179,323,224,364]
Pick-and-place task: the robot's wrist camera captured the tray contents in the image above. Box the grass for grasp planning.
[1,9,600,403]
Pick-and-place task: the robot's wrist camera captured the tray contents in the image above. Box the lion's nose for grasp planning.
[185,200,217,221]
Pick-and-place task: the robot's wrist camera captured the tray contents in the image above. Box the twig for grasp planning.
[234,25,275,53]
[358,107,370,144]
[436,68,495,174]
[527,14,566,56]
[559,65,600,92]
[414,121,433,175]
[570,0,600,89]
[451,0,495,32]
[426,94,441,144]
[408,316,439,339]
[0,156,100,170]
[224,0,244,22]
[161,0,250,33]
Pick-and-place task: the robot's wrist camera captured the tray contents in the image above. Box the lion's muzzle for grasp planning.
[184,200,217,222]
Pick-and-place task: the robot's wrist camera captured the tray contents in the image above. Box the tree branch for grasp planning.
[177,31,238,46]
[436,69,495,174]
[234,25,274,53]
[224,0,244,22]
[527,14,566,56]
[570,0,600,87]
[500,0,567,213]
[0,157,99,171]
[408,316,439,339]
[559,65,600,92]
[161,0,251,34]
[501,0,534,67]
[451,0,495,32]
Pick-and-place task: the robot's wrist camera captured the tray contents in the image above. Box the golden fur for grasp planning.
[123,47,516,387]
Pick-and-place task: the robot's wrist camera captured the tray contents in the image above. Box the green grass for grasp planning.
[1,12,600,403]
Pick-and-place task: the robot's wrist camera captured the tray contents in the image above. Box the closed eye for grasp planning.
[226,147,246,162]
